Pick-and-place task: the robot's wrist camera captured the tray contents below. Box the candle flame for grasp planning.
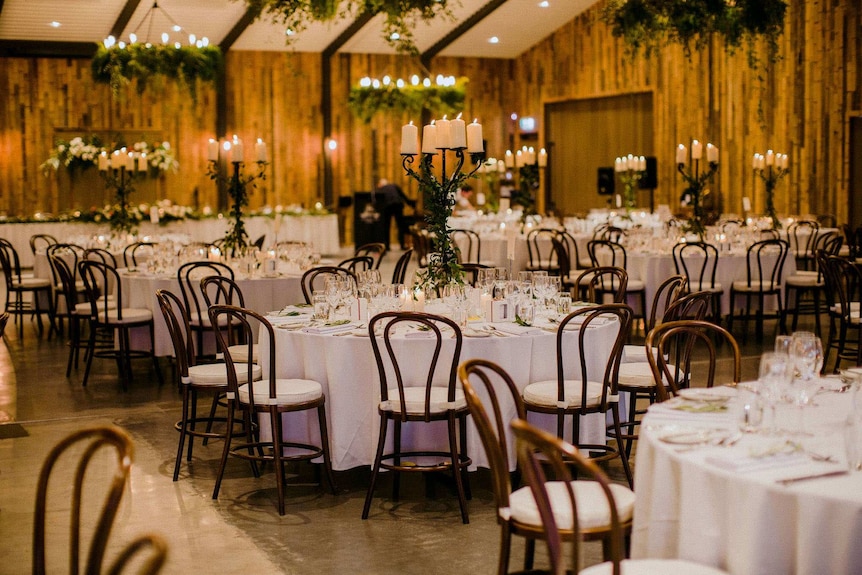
[455,112,462,120]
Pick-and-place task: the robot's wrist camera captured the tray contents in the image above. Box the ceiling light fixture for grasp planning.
[538,1,550,7]
[49,21,62,28]
[488,36,499,44]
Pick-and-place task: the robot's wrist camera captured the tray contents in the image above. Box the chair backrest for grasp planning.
[123,242,156,268]
[816,214,837,228]
[79,260,126,319]
[156,289,196,379]
[0,312,8,339]
[663,290,712,322]
[672,241,719,289]
[105,534,168,575]
[822,255,862,323]
[787,219,820,262]
[368,311,463,422]
[47,243,84,284]
[461,263,491,287]
[200,276,247,349]
[526,228,558,272]
[300,265,356,304]
[391,249,414,284]
[176,261,234,325]
[51,255,79,318]
[451,229,481,264]
[646,319,742,402]
[646,275,687,331]
[29,233,58,255]
[718,219,744,235]
[84,248,118,268]
[554,230,582,271]
[32,426,134,575]
[510,418,625,575]
[209,305,275,412]
[587,239,627,269]
[552,304,632,413]
[355,242,387,269]
[0,238,23,286]
[575,266,628,304]
[743,238,789,290]
[458,360,526,515]
[338,255,375,274]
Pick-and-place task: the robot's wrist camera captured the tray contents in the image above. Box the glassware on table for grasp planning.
[312,290,329,320]
[787,331,824,434]
[556,292,572,317]
[756,351,792,433]
[515,299,535,326]
[442,283,469,327]
[493,268,509,299]
[845,416,862,471]
[774,335,792,355]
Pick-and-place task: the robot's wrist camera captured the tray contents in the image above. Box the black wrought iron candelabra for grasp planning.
[677,157,719,240]
[207,158,267,255]
[101,164,140,235]
[401,147,484,289]
[754,156,789,230]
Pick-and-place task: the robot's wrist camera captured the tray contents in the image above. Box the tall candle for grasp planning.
[616,194,622,208]
[614,157,623,172]
[466,119,483,153]
[401,121,419,155]
[435,116,451,149]
[504,150,514,168]
[421,122,438,154]
[638,155,646,171]
[126,152,135,171]
[138,153,148,171]
[743,197,752,212]
[676,144,687,164]
[706,143,718,163]
[98,152,109,171]
[515,150,524,168]
[449,114,467,149]
[497,159,506,173]
[207,138,219,161]
[506,228,517,260]
[538,148,547,167]
[691,140,703,160]
[255,138,268,162]
[231,136,244,163]
[765,150,775,166]
[752,153,760,169]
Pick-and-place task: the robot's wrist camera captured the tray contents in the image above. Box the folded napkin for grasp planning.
[647,399,734,422]
[705,451,809,473]
[301,321,355,335]
[566,315,610,327]
[268,315,310,326]
[404,329,435,339]
[276,304,312,315]
[490,323,545,336]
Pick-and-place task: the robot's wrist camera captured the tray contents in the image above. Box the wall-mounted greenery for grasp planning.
[246,0,454,53]
[91,44,222,99]
[348,76,467,123]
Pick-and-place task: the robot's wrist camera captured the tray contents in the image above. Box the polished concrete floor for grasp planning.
[0,249,793,574]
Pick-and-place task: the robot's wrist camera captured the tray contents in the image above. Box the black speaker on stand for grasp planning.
[638,156,658,212]
[597,167,614,195]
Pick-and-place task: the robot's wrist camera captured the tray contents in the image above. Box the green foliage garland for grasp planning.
[348,77,467,123]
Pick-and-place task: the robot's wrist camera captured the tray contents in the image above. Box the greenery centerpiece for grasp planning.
[616,154,646,209]
[41,136,178,176]
[400,117,485,292]
[753,150,789,230]
[246,0,455,54]
[676,140,719,240]
[348,75,467,123]
[99,151,146,235]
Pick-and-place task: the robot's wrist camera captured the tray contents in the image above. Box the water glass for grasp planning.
[557,293,572,316]
[738,388,764,433]
[774,335,792,355]
[516,300,535,326]
[312,291,329,320]
[845,417,862,471]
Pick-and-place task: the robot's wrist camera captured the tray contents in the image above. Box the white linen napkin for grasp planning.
[490,323,544,336]
[301,322,355,335]
[705,451,809,473]
[647,399,734,423]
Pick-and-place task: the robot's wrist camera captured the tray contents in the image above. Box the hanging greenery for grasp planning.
[246,0,454,54]
[91,44,223,99]
[600,0,788,64]
[348,76,467,123]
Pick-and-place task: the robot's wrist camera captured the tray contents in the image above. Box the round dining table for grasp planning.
[631,382,862,575]
[257,313,623,472]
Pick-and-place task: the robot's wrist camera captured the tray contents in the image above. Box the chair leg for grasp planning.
[202,393,221,446]
[362,416,389,519]
[448,414,469,524]
[272,409,286,516]
[316,404,338,494]
[612,405,634,488]
[187,388,197,461]
[497,525,512,575]
[212,399,235,500]
[524,538,536,570]
[81,325,97,387]
[174,385,190,481]
[392,419,402,501]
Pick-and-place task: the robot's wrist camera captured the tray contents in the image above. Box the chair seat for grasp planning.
[687,281,723,293]
[785,274,823,287]
[12,277,51,289]
[185,362,262,386]
[523,380,610,409]
[94,308,153,325]
[622,345,665,364]
[238,378,323,406]
[580,559,728,575]
[731,280,781,292]
[618,363,658,388]
[508,480,636,530]
[189,311,237,328]
[527,260,559,271]
[74,298,117,314]
[626,279,646,292]
[227,343,259,364]
[380,386,466,414]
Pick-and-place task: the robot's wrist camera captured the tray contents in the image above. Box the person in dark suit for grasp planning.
[375,178,416,250]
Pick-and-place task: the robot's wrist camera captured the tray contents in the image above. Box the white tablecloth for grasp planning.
[0,214,340,268]
[455,233,592,273]
[632,386,862,574]
[258,319,622,471]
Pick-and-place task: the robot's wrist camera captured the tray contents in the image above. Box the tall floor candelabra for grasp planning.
[99,151,145,235]
[676,139,719,240]
[753,150,789,230]
[615,154,646,209]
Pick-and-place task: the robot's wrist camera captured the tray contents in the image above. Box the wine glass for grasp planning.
[757,351,792,433]
[788,331,824,434]
[493,268,509,299]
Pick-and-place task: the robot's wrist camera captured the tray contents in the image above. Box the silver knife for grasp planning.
[776,469,849,485]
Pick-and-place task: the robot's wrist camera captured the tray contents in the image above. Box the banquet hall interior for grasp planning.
[1,0,861,573]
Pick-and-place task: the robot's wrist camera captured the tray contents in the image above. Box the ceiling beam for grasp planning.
[0,40,96,58]
[220,8,258,52]
[420,0,509,67]
[110,0,142,38]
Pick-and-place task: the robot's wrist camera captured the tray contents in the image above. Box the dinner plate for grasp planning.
[463,328,491,338]
[658,428,728,445]
[678,387,735,403]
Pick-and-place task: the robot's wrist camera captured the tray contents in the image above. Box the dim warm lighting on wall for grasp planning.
[326,139,338,151]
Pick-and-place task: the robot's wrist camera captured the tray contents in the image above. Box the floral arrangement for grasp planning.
[91,43,222,99]
[246,0,454,54]
[348,75,467,123]
[41,137,178,175]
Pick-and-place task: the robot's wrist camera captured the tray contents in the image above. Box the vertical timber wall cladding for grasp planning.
[0,0,859,222]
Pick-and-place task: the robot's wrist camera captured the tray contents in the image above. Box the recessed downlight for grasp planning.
[488,36,499,44]
[49,21,61,28]
[538,1,550,7]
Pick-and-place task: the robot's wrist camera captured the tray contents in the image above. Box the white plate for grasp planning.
[678,387,735,403]
[658,428,728,445]
[463,328,491,338]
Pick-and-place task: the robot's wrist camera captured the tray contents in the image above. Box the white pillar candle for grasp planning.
[676,144,687,164]
[497,159,506,173]
[504,150,514,168]
[413,288,425,312]
[466,119,483,153]
[538,148,547,167]
[616,194,622,208]
[691,140,702,160]
[765,149,775,166]
[743,197,752,212]
[138,153,147,171]
[150,205,160,224]
[515,150,524,168]
[207,138,219,161]
[614,157,623,172]
[528,147,536,165]
[707,143,718,163]
[255,138,268,162]
[436,116,451,149]
[638,156,646,171]
[752,153,760,169]
[126,152,135,171]
[780,154,789,169]
[450,114,467,149]
[421,122,438,154]
[401,121,419,155]
[98,152,109,171]
[231,136,244,163]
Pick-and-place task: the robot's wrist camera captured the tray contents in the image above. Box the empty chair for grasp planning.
[209,305,336,516]
[300,265,356,304]
[84,247,118,268]
[410,226,431,268]
[451,228,493,266]
[338,255,375,274]
[355,242,387,269]
[574,266,628,304]
[0,238,53,338]
[821,255,862,372]
[46,243,86,334]
[123,241,156,268]
[459,359,635,574]
[362,311,472,523]
[786,219,820,271]
[391,248,414,284]
[526,228,560,274]
[510,419,729,575]
[672,240,723,323]
[177,260,235,360]
[51,255,94,377]
[727,238,790,342]
[556,229,591,272]
[782,233,843,336]
[200,275,256,363]
[29,233,57,255]
[587,239,647,323]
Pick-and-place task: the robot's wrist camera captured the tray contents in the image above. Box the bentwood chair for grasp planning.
[29,233,58,255]
[459,360,635,575]
[0,312,7,339]
[782,233,843,337]
[33,426,168,575]
[526,228,560,274]
[362,311,472,524]
[209,305,336,516]
[786,219,820,271]
[157,290,260,481]
[821,255,862,372]
[587,240,646,324]
[177,260,234,360]
[521,304,634,488]
[355,242,387,268]
[645,320,742,402]
[410,226,432,268]
[84,247,118,268]
[300,265,356,304]
[727,238,790,342]
[123,241,156,268]
[46,243,86,334]
[452,229,494,266]
[510,419,729,575]
[79,260,162,389]
[200,275,255,363]
[0,238,53,338]
[672,241,723,323]
[52,255,95,377]
[391,248,414,284]
[574,266,628,304]
[338,255,375,274]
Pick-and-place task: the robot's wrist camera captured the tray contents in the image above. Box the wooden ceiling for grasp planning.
[0,0,597,59]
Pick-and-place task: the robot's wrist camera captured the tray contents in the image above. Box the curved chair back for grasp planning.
[123,242,156,268]
[587,239,628,270]
[555,229,584,271]
[79,260,125,319]
[300,265,356,304]
[646,275,687,331]
[410,227,431,268]
[391,249,414,284]
[176,261,234,329]
[451,229,482,264]
[0,238,25,287]
[369,311,463,423]
[105,534,168,575]
[338,255,375,274]
[526,228,559,273]
[29,233,58,255]
[575,266,628,304]
[200,276,247,349]
[663,290,713,322]
[355,242,387,269]
[672,241,720,290]
[156,289,196,379]
[742,239,789,291]
[84,247,118,268]
[646,319,741,401]
[787,219,820,270]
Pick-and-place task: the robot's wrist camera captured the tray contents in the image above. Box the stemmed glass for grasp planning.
[757,351,792,434]
[493,268,509,299]
[442,283,469,327]
[788,331,824,434]
[324,277,343,320]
